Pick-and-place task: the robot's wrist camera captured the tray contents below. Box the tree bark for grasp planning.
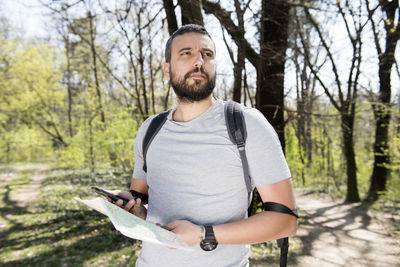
[148,26,156,115]
[367,0,399,200]
[294,39,315,166]
[232,0,246,103]
[88,11,106,124]
[178,0,204,26]
[163,0,178,35]
[256,0,290,150]
[342,114,360,202]
[64,36,74,137]
[137,10,149,118]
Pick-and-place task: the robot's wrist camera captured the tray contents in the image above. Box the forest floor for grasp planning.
[1,164,49,206]
[292,190,400,267]
[1,164,399,266]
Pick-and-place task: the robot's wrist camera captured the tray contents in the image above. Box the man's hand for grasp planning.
[164,220,202,246]
[106,190,147,220]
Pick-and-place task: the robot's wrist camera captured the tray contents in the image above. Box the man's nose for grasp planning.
[193,52,204,68]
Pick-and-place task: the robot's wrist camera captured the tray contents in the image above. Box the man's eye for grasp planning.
[203,52,213,57]
[182,51,191,56]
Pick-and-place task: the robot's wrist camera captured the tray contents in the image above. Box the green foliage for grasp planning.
[287,100,400,203]
[57,108,138,171]
[390,136,400,171]
[57,129,87,169]
[388,112,400,175]
[285,126,306,182]
[383,177,400,204]
[250,242,282,265]
[8,42,65,118]
[0,39,66,162]
[384,117,400,204]
[0,34,140,172]
[100,108,138,171]
[0,125,54,162]
[353,103,375,199]
[286,113,347,198]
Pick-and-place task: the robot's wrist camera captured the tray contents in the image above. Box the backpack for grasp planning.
[141,100,296,267]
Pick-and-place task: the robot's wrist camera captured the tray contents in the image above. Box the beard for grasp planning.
[169,66,216,103]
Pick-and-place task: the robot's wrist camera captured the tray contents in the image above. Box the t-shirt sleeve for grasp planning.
[132,116,155,180]
[244,108,291,187]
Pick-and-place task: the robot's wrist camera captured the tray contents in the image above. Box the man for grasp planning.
[111,24,297,266]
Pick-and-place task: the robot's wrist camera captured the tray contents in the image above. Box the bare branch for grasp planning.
[295,11,341,111]
[303,5,345,106]
[365,0,382,57]
[202,0,259,71]
[221,25,235,64]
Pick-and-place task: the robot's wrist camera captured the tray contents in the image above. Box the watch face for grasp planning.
[200,240,218,251]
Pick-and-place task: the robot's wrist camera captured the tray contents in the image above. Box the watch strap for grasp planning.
[200,224,218,251]
[203,225,215,241]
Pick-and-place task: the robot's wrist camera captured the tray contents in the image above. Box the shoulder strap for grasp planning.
[277,237,289,267]
[224,100,252,193]
[142,110,170,172]
[263,202,299,218]
[226,101,298,267]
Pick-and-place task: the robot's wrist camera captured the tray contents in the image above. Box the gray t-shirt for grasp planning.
[133,99,291,267]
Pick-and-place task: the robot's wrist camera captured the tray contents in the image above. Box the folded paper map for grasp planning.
[75,197,193,251]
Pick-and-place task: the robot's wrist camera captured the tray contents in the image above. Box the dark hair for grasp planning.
[164,24,214,62]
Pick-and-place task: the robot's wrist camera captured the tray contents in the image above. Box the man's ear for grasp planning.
[162,62,170,80]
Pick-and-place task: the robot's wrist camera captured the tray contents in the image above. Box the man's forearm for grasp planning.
[213,211,297,245]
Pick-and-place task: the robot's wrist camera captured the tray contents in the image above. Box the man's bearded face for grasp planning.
[169,65,216,103]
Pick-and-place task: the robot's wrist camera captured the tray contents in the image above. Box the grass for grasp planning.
[0,164,139,267]
[0,163,295,266]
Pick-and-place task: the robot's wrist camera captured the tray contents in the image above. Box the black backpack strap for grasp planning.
[224,100,252,194]
[142,110,170,172]
[264,201,299,267]
[277,237,289,267]
[263,202,299,218]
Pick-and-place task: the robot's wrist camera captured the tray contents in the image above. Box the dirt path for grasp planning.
[294,191,400,267]
[9,165,50,207]
[0,164,49,208]
[0,164,50,232]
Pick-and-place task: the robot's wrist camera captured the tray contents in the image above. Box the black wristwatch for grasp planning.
[200,225,218,251]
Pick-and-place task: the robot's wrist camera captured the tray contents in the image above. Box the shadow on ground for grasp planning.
[0,166,138,267]
[291,192,400,266]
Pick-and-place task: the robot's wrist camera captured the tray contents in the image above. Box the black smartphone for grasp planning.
[91,186,129,205]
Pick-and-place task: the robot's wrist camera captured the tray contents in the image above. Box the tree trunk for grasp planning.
[163,0,178,35]
[149,35,156,115]
[367,0,399,200]
[178,0,204,26]
[65,37,74,137]
[369,103,391,199]
[137,11,149,118]
[232,0,245,103]
[247,0,290,216]
[294,35,315,166]
[88,115,95,173]
[88,11,106,124]
[256,0,290,150]
[341,114,360,202]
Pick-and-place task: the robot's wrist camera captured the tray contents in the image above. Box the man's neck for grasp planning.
[173,96,215,122]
